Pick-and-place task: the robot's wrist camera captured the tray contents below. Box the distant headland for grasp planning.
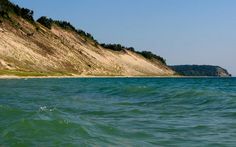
[170,65,231,77]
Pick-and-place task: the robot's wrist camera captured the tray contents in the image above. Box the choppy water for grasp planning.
[0,77,236,146]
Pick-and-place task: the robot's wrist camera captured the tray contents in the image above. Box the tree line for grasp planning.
[0,0,34,23]
[100,43,166,64]
[37,16,97,43]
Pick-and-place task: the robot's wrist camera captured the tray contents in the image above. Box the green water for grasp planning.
[0,78,236,146]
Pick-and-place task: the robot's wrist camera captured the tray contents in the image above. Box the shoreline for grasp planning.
[0,75,180,79]
[0,75,232,79]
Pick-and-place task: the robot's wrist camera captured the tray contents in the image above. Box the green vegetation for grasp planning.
[37,16,53,29]
[0,70,70,77]
[1,0,167,66]
[100,43,135,52]
[54,20,97,43]
[170,65,231,77]
[0,0,11,19]
[100,43,124,51]
[100,43,166,65]
[1,0,96,43]
[136,51,166,65]
[0,0,34,23]
[18,8,34,22]
[0,10,9,19]
[37,16,98,43]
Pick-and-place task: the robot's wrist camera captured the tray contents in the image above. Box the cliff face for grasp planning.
[170,65,231,77]
[0,10,174,76]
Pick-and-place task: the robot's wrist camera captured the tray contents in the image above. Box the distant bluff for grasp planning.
[170,65,231,77]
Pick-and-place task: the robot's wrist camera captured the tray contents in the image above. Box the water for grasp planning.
[0,77,236,146]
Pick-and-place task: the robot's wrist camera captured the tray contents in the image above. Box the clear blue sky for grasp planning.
[11,0,236,75]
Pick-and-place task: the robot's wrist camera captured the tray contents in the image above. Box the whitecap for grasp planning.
[39,106,47,111]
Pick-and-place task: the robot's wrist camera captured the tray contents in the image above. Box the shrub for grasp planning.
[127,47,135,52]
[0,0,11,19]
[0,0,34,22]
[53,20,98,43]
[0,11,9,19]
[100,43,126,51]
[100,43,166,64]
[136,51,166,65]
[20,8,34,22]
[37,16,53,29]
[53,20,75,30]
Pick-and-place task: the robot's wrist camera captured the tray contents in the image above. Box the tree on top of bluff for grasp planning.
[136,51,166,65]
[37,16,98,43]
[100,43,166,65]
[20,8,34,22]
[100,43,135,52]
[37,16,53,29]
[0,0,34,23]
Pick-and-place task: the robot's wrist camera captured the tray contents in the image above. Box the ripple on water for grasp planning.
[0,78,236,146]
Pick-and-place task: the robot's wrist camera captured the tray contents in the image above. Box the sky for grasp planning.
[11,0,236,75]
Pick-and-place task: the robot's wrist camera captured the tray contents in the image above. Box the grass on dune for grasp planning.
[0,70,70,77]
